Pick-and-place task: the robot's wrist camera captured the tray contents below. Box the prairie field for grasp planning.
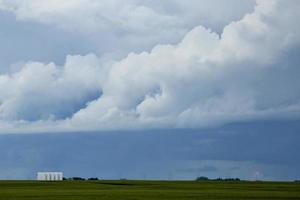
[0,180,299,200]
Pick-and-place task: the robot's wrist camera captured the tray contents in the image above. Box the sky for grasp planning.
[0,0,299,180]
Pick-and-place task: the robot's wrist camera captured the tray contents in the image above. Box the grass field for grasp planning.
[0,180,300,200]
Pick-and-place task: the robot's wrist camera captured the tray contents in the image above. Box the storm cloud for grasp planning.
[0,0,299,133]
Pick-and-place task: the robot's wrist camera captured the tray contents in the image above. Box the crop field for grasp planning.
[0,180,299,200]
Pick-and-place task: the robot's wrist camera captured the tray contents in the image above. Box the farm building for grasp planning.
[37,172,63,181]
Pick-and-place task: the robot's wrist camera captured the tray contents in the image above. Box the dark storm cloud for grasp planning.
[0,120,299,180]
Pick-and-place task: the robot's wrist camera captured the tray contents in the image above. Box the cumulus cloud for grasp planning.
[0,0,300,133]
[0,54,105,121]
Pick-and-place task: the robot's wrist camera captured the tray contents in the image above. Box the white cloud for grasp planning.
[0,54,104,121]
[0,0,255,32]
[0,0,299,133]
[0,0,174,34]
[0,0,255,54]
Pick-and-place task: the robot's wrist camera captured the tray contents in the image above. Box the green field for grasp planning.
[0,180,300,200]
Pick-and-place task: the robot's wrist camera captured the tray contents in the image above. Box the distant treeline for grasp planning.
[196,176,241,181]
[63,177,99,181]
[62,176,300,182]
[64,176,241,181]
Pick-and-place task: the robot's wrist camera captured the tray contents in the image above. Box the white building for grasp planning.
[37,172,63,181]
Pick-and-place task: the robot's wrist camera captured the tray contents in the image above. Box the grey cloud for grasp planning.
[176,166,218,173]
[0,0,255,57]
[0,0,300,133]
[0,11,99,73]
[1,120,299,180]
[0,0,255,33]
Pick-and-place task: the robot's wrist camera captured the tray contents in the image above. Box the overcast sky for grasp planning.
[0,0,299,180]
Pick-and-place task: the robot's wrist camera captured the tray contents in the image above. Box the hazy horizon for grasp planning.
[0,0,299,181]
